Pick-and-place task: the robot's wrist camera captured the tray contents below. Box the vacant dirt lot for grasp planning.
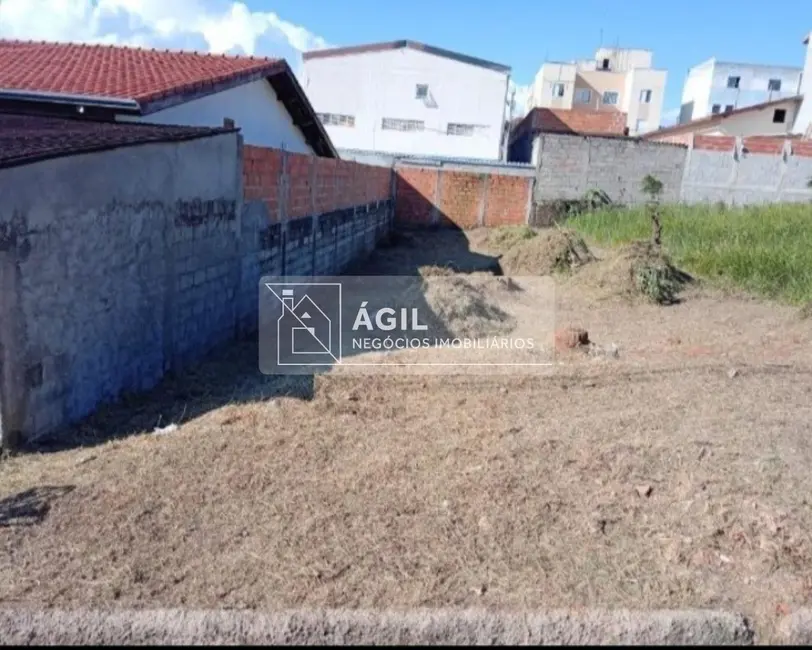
[2,229,811,641]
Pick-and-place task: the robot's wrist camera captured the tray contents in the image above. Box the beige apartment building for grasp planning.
[525,47,667,136]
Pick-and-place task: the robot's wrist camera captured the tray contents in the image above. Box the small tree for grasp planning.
[641,174,664,248]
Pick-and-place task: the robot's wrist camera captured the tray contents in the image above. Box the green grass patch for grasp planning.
[569,203,812,304]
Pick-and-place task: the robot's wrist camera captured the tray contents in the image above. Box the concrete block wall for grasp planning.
[533,133,687,205]
[530,131,812,207]
[681,135,812,204]
[0,138,394,447]
[393,163,535,229]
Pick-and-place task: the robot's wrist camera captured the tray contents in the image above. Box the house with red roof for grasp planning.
[0,39,337,157]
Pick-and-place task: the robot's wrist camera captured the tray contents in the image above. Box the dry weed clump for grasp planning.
[498,228,594,276]
[574,241,691,304]
[421,273,516,339]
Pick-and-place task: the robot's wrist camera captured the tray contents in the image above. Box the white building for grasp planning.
[0,40,336,156]
[301,40,512,161]
[524,47,667,136]
[793,32,812,136]
[678,58,802,125]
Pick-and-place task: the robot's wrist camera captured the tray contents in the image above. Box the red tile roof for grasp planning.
[510,107,628,143]
[0,39,284,107]
[0,112,233,169]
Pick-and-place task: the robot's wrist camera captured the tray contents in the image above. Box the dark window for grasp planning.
[773,109,787,124]
[711,104,722,115]
[601,58,610,70]
[768,78,782,92]
[415,84,429,99]
[727,76,741,89]
[724,105,735,113]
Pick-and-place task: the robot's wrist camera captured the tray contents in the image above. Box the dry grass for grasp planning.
[2,229,812,641]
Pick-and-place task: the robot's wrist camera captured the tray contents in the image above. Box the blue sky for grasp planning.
[258,0,811,122]
[1,0,809,125]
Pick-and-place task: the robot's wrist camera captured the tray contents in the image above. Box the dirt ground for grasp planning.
[2,228,811,641]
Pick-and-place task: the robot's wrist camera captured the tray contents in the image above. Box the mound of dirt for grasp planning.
[499,229,594,276]
[573,241,691,304]
[421,274,516,339]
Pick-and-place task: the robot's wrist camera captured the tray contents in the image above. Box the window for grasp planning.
[317,112,355,127]
[574,88,592,104]
[415,84,429,99]
[447,123,487,136]
[711,104,722,115]
[552,82,566,98]
[727,75,741,89]
[773,108,787,124]
[602,91,619,105]
[724,104,735,113]
[768,78,782,92]
[640,89,653,104]
[601,58,610,70]
[381,118,425,132]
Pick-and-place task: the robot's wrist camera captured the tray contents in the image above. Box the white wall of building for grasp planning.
[699,100,800,136]
[679,58,802,124]
[793,33,812,135]
[118,79,312,153]
[302,47,510,160]
[594,48,653,72]
[623,68,667,134]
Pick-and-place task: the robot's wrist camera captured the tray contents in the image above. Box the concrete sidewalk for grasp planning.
[0,608,755,645]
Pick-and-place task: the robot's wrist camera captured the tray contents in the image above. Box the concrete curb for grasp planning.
[778,609,812,645]
[0,608,755,645]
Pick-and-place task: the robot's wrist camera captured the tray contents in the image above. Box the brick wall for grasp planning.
[393,164,534,229]
[243,145,392,220]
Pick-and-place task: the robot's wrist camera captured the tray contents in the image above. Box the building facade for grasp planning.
[524,47,667,136]
[678,58,802,125]
[646,96,803,145]
[301,40,511,161]
[793,32,812,136]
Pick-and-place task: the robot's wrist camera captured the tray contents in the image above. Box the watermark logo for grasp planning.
[265,282,342,367]
[259,276,555,375]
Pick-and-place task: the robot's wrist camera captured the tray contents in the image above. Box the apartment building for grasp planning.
[793,31,812,136]
[301,40,511,161]
[677,58,802,125]
[524,47,667,136]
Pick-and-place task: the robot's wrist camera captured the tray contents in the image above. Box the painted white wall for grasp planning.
[680,59,802,123]
[594,48,653,72]
[793,33,812,135]
[689,99,800,137]
[118,79,312,153]
[679,59,714,123]
[527,63,577,112]
[302,47,510,160]
[623,68,667,134]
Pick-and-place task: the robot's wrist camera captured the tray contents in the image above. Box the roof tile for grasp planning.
[0,39,283,106]
[0,112,233,169]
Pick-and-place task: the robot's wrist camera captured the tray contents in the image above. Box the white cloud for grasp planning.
[0,0,330,73]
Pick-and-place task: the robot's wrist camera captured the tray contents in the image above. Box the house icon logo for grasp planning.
[264,282,342,367]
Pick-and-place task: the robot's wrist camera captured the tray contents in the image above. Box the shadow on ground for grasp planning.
[0,486,75,527]
[27,226,501,454]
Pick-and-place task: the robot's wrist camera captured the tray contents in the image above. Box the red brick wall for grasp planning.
[532,108,628,136]
[394,165,532,229]
[693,135,737,152]
[242,145,392,221]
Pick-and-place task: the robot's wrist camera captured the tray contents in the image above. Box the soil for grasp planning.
[2,228,811,642]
